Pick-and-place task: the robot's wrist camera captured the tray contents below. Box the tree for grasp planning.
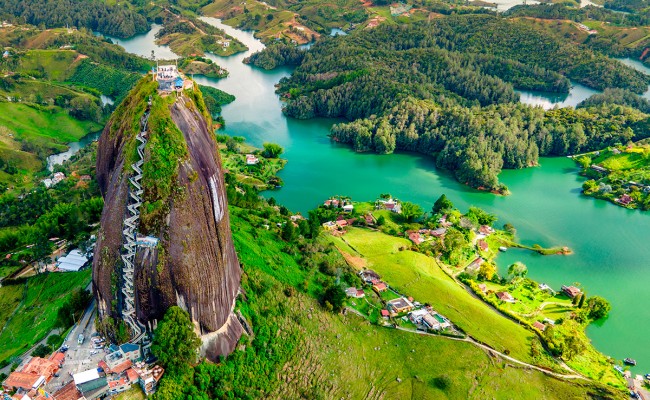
[400,201,424,222]
[281,221,297,242]
[152,306,201,374]
[582,179,598,194]
[466,207,497,226]
[503,223,516,236]
[376,215,386,226]
[321,284,346,313]
[586,296,611,320]
[32,344,52,358]
[432,194,454,214]
[261,143,283,158]
[507,262,527,279]
[578,293,586,308]
[226,137,239,153]
[477,262,497,281]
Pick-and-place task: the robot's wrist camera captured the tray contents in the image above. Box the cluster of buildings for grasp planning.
[2,354,63,399]
[53,343,164,399]
[350,269,452,332]
[42,172,66,188]
[406,227,447,245]
[323,198,354,213]
[375,197,401,214]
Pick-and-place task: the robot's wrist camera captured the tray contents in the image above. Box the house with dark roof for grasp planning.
[359,269,380,284]
[387,297,414,314]
[120,343,141,363]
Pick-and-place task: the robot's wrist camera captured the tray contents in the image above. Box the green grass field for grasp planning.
[329,227,539,364]
[16,50,81,81]
[0,270,91,363]
[0,103,101,152]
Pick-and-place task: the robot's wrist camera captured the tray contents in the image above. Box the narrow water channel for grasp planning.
[109,19,650,371]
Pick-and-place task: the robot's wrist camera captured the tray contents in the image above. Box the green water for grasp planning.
[114,19,650,371]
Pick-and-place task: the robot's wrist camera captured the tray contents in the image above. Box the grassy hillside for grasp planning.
[202,206,623,399]
[328,227,538,364]
[0,270,91,364]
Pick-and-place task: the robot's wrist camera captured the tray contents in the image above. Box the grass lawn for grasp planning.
[0,103,101,152]
[114,386,146,400]
[0,270,91,363]
[17,50,81,81]
[329,227,538,364]
[594,147,650,171]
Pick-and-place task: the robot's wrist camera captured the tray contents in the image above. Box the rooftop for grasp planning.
[22,357,58,378]
[3,372,42,390]
[73,368,100,385]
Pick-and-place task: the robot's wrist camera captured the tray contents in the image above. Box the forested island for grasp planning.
[254,16,650,192]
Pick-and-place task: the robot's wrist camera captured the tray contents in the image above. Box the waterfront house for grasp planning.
[478,225,494,235]
[343,204,354,213]
[617,194,633,205]
[590,165,609,174]
[561,285,581,299]
[496,291,515,303]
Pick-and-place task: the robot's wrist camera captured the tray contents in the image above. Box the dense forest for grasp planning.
[263,16,650,191]
[330,99,647,191]
[0,0,149,38]
[244,43,307,70]
[507,4,650,28]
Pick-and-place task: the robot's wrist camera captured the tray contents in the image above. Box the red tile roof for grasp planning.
[50,352,65,365]
[533,321,546,331]
[22,357,58,379]
[381,309,390,317]
[3,372,41,390]
[126,368,139,383]
[372,282,387,291]
[496,291,514,302]
[98,360,110,373]
[53,381,83,400]
[111,359,132,374]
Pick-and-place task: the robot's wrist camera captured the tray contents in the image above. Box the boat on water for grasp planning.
[498,246,507,252]
[624,358,637,366]
[614,365,624,374]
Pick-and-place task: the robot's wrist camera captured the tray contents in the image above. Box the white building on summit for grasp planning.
[155,65,183,91]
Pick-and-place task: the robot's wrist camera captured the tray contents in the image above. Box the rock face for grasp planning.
[92,81,242,360]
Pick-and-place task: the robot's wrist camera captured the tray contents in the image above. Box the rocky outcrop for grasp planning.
[92,79,242,360]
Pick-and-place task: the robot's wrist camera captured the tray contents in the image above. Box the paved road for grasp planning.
[46,300,106,391]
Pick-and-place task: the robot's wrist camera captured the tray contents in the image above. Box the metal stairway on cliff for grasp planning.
[119,99,151,344]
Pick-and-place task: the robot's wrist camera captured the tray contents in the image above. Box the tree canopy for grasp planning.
[152,306,201,374]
